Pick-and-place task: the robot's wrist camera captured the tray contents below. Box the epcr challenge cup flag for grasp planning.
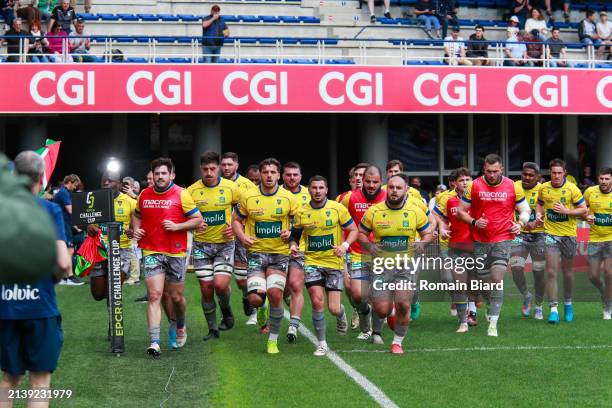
[35,139,61,192]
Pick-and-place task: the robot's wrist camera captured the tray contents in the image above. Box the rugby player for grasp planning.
[360,173,434,354]
[340,165,387,340]
[457,154,530,337]
[383,160,424,201]
[280,162,311,343]
[246,164,261,185]
[232,158,299,354]
[132,158,204,357]
[188,152,241,340]
[583,167,611,319]
[87,171,136,303]
[536,158,587,324]
[435,168,474,332]
[220,152,258,325]
[289,175,358,356]
[509,162,546,320]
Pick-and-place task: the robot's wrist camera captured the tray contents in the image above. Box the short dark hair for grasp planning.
[259,157,281,172]
[456,167,471,178]
[484,154,503,166]
[386,160,404,172]
[551,27,560,32]
[282,161,301,173]
[388,173,410,186]
[452,27,460,32]
[308,175,328,187]
[200,151,220,166]
[599,167,612,176]
[475,24,484,31]
[448,169,458,183]
[522,162,540,173]
[549,158,566,170]
[151,157,174,173]
[221,152,239,162]
[353,162,371,174]
[586,9,595,18]
[246,164,259,173]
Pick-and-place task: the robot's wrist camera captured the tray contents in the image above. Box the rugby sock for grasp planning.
[489,315,499,325]
[168,319,177,332]
[533,266,546,305]
[269,306,284,338]
[511,267,530,297]
[202,302,218,331]
[411,292,419,305]
[149,326,161,345]
[393,325,408,345]
[357,302,371,333]
[456,303,468,324]
[550,305,558,313]
[337,304,346,320]
[176,315,185,330]
[312,310,326,342]
[564,299,572,306]
[289,315,301,330]
[218,291,231,312]
[372,312,384,334]
[489,289,503,317]
[468,302,477,313]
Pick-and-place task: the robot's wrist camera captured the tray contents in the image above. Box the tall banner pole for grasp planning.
[106,222,124,355]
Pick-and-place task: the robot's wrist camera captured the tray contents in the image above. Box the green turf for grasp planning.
[7,273,612,407]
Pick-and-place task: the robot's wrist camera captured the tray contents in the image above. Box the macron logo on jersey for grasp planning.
[142,199,173,208]
[478,191,509,201]
[1,284,40,301]
[354,203,371,211]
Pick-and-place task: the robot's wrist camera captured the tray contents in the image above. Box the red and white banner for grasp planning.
[3,64,611,113]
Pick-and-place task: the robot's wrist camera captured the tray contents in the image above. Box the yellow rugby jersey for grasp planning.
[537,179,585,237]
[433,190,457,246]
[188,177,240,244]
[294,199,353,270]
[281,185,311,251]
[515,181,544,234]
[236,185,300,254]
[99,192,136,249]
[230,173,256,194]
[360,199,430,254]
[584,186,612,242]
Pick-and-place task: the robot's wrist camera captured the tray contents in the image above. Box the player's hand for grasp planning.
[535,212,544,225]
[414,241,426,255]
[133,228,146,240]
[222,223,233,239]
[241,235,256,249]
[162,220,179,232]
[290,243,300,258]
[509,222,522,235]
[367,243,380,256]
[197,219,208,233]
[440,227,451,240]
[553,202,568,214]
[474,215,488,229]
[526,221,537,231]
[86,224,100,237]
[586,214,595,225]
[333,245,346,258]
[280,229,291,243]
[126,228,134,239]
[122,185,137,199]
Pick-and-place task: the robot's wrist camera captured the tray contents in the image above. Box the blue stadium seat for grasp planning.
[223,38,236,44]
[566,43,585,49]
[115,37,134,43]
[157,14,180,22]
[424,60,445,65]
[282,58,317,64]
[261,16,281,23]
[91,36,108,42]
[279,16,301,23]
[177,37,193,43]
[155,37,177,43]
[138,14,159,21]
[98,13,120,21]
[223,15,241,22]
[178,14,200,22]
[168,57,190,63]
[154,58,170,63]
[239,15,261,23]
[298,38,319,45]
[126,57,148,63]
[596,63,612,69]
[477,0,495,7]
[475,19,496,27]
[496,20,508,27]
[77,13,98,21]
[116,13,138,21]
[259,38,278,44]
[281,38,299,44]
[399,0,417,4]
[250,58,276,63]
[457,18,475,26]
[554,22,572,29]
[298,16,320,23]
[326,59,355,64]
[135,37,150,43]
[218,58,235,63]
[324,39,338,45]
[378,17,399,24]
[238,37,258,43]
[457,0,476,7]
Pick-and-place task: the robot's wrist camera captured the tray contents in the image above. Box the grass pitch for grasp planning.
[9,273,612,408]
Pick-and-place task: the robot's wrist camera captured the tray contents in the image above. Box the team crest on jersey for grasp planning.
[403,212,408,218]
[277,199,282,205]
[220,197,226,203]
[117,201,122,206]
[560,197,566,203]
[255,199,260,204]
[326,220,332,226]
[326,211,331,217]
[219,189,224,194]
[402,220,409,227]
[307,213,311,218]
[276,208,282,214]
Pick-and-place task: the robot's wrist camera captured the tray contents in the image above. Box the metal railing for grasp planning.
[1,35,610,67]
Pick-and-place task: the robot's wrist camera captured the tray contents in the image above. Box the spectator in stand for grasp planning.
[547,27,569,67]
[2,18,29,62]
[510,0,529,28]
[415,0,441,39]
[597,11,611,60]
[466,25,489,65]
[504,27,528,66]
[525,8,548,41]
[28,19,49,62]
[15,0,41,26]
[37,0,56,20]
[367,0,391,23]
[201,4,229,63]
[508,15,521,31]
[0,0,15,27]
[444,27,472,65]
[579,9,602,52]
[47,21,71,62]
[437,0,459,39]
[530,0,571,23]
[47,0,76,34]
[579,165,596,191]
[69,0,90,13]
[525,29,544,66]
[69,18,92,62]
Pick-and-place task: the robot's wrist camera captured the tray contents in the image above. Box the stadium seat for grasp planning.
[168,57,190,63]
[217,58,235,63]
[116,13,138,21]
[115,37,135,43]
[126,57,148,63]
[223,15,241,22]
[298,16,320,23]
[155,37,177,43]
[475,19,496,27]
[178,14,200,22]
[261,16,281,23]
[477,0,495,7]
[399,0,417,4]
[457,0,476,7]
[223,38,236,44]
[138,14,159,21]
[98,13,120,21]
[177,37,193,43]
[77,13,98,21]
[281,38,299,44]
[279,16,301,23]
[259,38,278,44]
[250,58,276,63]
[135,37,151,43]
[282,58,317,64]
[239,15,261,23]
[378,17,400,25]
[238,37,258,44]
[158,14,180,22]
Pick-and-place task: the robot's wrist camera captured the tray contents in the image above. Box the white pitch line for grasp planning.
[283,311,399,408]
[335,344,612,354]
